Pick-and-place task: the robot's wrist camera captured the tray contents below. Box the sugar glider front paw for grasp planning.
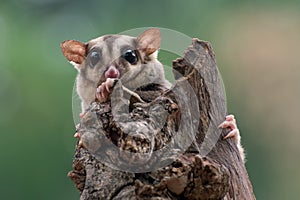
[219,114,240,144]
[219,114,245,162]
[96,78,117,103]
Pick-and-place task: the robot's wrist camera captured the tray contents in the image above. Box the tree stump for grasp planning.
[68,39,256,200]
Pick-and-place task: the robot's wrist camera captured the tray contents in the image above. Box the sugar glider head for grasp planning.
[61,28,169,110]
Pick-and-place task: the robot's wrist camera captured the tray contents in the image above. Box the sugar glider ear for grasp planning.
[137,28,161,56]
[60,40,87,66]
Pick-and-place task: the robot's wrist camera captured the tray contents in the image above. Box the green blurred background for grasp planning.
[1,0,300,199]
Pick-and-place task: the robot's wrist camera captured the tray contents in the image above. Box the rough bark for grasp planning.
[68,39,256,200]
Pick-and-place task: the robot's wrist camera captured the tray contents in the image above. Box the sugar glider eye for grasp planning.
[89,50,100,67]
[123,49,138,65]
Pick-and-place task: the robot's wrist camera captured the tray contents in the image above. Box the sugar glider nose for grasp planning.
[105,65,120,79]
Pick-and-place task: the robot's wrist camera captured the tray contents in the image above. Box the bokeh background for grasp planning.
[1,0,300,199]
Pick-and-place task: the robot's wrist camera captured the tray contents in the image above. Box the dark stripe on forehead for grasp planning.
[86,35,119,51]
[102,34,117,41]
[104,35,119,57]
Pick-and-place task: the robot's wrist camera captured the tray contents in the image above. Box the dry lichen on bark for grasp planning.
[68,39,256,200]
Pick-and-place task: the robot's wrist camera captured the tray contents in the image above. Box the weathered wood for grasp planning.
[68,39,256,200]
